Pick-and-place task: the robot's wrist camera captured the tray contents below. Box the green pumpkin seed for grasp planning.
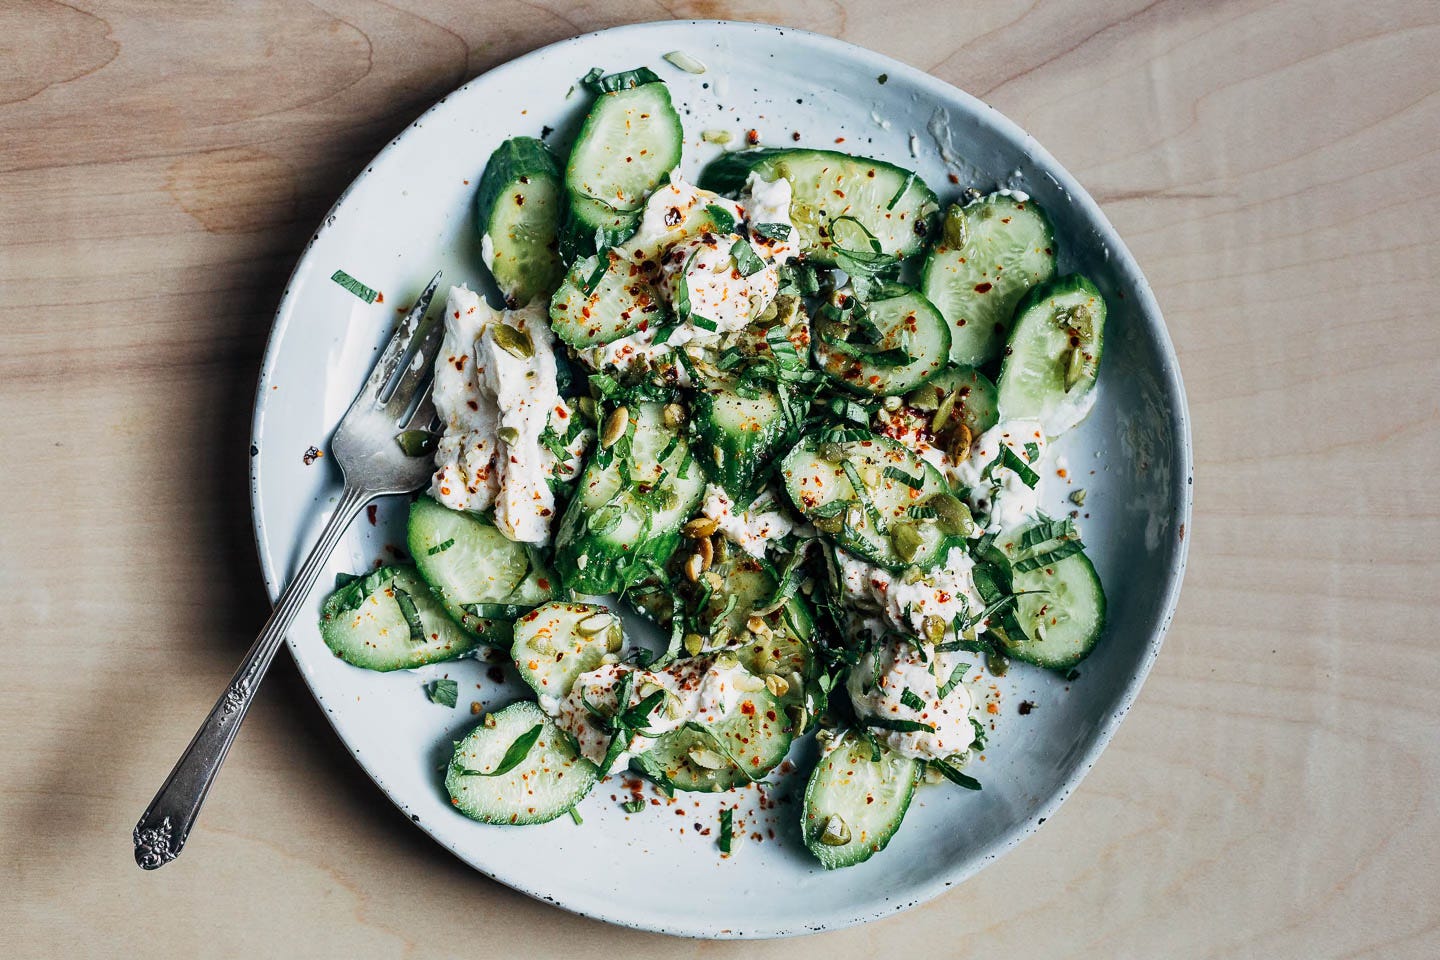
[491,323,534,360]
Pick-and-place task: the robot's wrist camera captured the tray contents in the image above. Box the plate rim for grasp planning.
[247,18,1193,939]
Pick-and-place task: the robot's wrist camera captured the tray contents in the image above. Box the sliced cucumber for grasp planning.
[445,701,599,825]
[814,285,950,397]
[996,274,1106,437]
[407,496,554,641]
[921,193,1057,366]
[691,381,801,502]
[780,433,955,570]
[553,402,707,594]
[990,521,1106,669]
[926,364,999,437]
[319,566,477,671]
[512,601,623,705]
[549,251,664,348]
[631,685,792,792]
[566,80,682,215]
[475,137,565,307]
[701,149,939,263]
[559,195,640,263]
[802,733,920,869]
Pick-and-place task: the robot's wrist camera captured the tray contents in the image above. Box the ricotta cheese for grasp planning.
[846,639,976,760]
[951,420,1048,533]
[700,483,795,559]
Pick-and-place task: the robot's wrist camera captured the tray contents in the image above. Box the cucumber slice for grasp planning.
[990,521,1106,669]
[691,381,802,502]
[407,496,554,641]
[996,275,1106,437]
[548,251,664,348]
[631,685,792,792]
[701,149,939,263]
[558,195,640,263]
[445,701,599,825]
[780,433,955,570]
[921,193,1057,366]
[566,80,683,214]
[814,285,950,397]
[512,601,623,705]
[926,364,999,436]
[319,566,477,671]
[802,733,920,869]
[475,137,565,307]
[553,402,707,594]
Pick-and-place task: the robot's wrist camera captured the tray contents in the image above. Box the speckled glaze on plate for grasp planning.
[248,20,1192,940]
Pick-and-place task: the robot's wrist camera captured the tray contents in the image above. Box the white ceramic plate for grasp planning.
[249,20,1191,939]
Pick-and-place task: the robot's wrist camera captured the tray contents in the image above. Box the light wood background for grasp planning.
[3,1,1438,956]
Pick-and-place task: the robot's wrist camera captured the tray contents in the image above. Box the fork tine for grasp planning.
[401,383,437,433]
[357,270,443,403]
[381,312,445,420]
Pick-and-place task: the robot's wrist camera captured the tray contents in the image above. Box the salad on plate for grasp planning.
[317,63,1107,869]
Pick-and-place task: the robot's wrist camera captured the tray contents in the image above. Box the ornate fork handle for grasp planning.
[133,485,369,869]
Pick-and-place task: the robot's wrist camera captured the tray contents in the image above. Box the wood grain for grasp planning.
[2,1,1438,956]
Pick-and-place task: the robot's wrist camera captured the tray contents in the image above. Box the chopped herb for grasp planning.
[427,678,458,708]
[999,446,1040,488]
[706,203,737,234]
[652,324,677,345]
[581,257,608,296]
[427,538,455,556]
[938,664,969,701]
[568,806,583,824]
[1020,517,1075,550]
[622,797,646,814]
[751,222,792,242]
[1013,538,1086,572]
[454,723,542,777]
[392,585,426,643]
[969,716,989,751]
[730,238,766,276]
[877,72,889,84]
[538,423,572,461]
[333,571,361,590]
[861,714,936,733]
[929,757,982,790]
[1023,441,1041,462]
[908,505,938,521]
[690,314,718,332]
[1069,488,1087,506]
[330,268,378,304]
[886,170,916,210]
[882,465,924,490]
[719,807,734,854]
[899,688,927,711]
[841,460,886,532]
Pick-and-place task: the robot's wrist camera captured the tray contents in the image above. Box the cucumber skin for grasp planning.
[700,148,939,263]
[474,137,565,307]
[995,274,1106,434]
[814,286,951,397]
[992,536,1107,670]
[558,196,640,263]
[319,565,478,671]
[445,702,599,826]
[922,194,1057,367]
[802,736,920,869]
[930,365,1000,436]
[554,521,686,596]
[690,386,803,504]
[633,686,793,793]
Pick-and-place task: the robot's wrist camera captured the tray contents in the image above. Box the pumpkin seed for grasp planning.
[819,441,844,463]
[923,615,947,643]
[819,814,851,846]
[764,674,790,697]
[942,204,969,249]
[491,323,534,359]
[890,521,923,563]
[931,388,958,433]
[498,426,520,446]
[683,632,705,656]
[697,536,714,571]
[684,517,718,538]
[683,552,703,583]
[601,406,629,448]
[926,492,974,536]
[906,383,940,411]
[663,402,687,429]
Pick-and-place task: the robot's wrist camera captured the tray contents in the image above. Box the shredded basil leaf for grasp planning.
[719,807,734,854]
[426,538,455,556]
[730,238,766,277]
[999,445,1040,488]
[427,678,458,708]
[454,723,543,777]
[581,66,662,94]
[330,268,378,304]
[392,585,427,643]
[751,222,792,242]
[622,798,646,814]
[1013,538,1086,572]
[885,170,917,210]
[691,314,718,332]
[581,257,608,296]
[930,757,982,790]
[882,465,924,490]
[860,714,936,733]
[938,664,969,701]
[706,203,737,234]
[899,688,927,711]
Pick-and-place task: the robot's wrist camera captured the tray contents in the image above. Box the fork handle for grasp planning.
[133,485,370,869]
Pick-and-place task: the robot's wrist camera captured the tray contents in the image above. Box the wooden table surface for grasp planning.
[4,1,1438,956]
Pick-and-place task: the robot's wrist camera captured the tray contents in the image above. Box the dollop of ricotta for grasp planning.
[836,546,987,644]
[846,639,976,760]
[951,420,1047,533]
[660,231,779,335]
[699,484,795,559]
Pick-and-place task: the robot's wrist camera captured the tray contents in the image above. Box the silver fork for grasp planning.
[133,270,447,869]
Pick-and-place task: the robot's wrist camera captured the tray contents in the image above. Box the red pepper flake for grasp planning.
[974,282,993,293]
[834,136,845,143]
[366,504,378,526]
[302,446,322,465]
[375,292,384,303]
[1019,700,1036,715]
[791,131,801,141]
[746,129,760,145]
